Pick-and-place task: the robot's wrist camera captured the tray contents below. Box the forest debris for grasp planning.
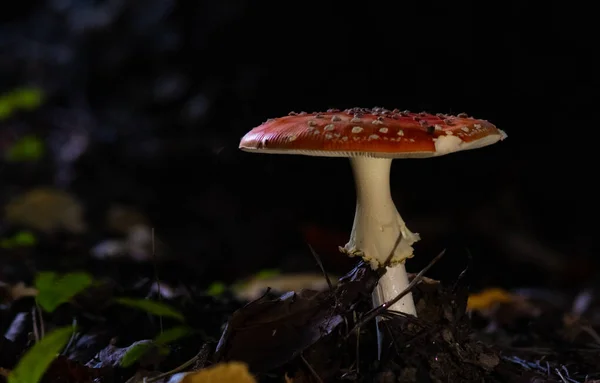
[467,288,514,312]
[88,339,164,368]
[106,205,150,234]
[167,361,256,383]
[0,281,38,304]
[4,188,86,234]
[91,224,168,262]
[214,262,379,373]
[379,274,504,382]
[233,273,338,301]
[468,287,542,329]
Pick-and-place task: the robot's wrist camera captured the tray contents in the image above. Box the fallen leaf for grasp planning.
[178,362,256,383]
[91,340,164,368]
[214,263,379,373]
[467,288,514,312]
[4,188,86,234]
[233,272,337,301]
[0,281,38,304]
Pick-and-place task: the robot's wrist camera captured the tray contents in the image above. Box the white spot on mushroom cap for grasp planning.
[350,117,361,123]
[324,124,335,131]
[308,120,317,127]
[379,127,389,133]
[397,129,404,136]
[368,134,380,140]
[288,134,298,142]
[352,126,363,134]
[461,126,469,132]
[331,115,341,122]
[325,133,333,139]
[434,134,463,154]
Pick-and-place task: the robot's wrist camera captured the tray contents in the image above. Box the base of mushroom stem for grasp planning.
[372,263,416,360]
[372,262,417,316]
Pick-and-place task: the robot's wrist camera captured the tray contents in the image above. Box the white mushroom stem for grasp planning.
[343,156,420,316]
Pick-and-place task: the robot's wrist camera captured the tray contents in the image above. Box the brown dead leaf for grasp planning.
[214,263,379,373]
[4,187,86,234]
[180,362,256,383]
[0,281,37,304]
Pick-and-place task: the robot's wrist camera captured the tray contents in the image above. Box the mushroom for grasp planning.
[239,107,506,318]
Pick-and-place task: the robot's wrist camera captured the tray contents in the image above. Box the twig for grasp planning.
[35,301,45,339]
[555,368,569,383]
[354,311,360,375]
[61,317,78,355]
[144,347,206,383]
[307,244,333,292]
[31,307,40,343]
[346,250,446,337]
[300,353,324,383]
[382,233,404,268]
[151,227,163,333]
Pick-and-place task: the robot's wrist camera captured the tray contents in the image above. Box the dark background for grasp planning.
[1,0,597,292]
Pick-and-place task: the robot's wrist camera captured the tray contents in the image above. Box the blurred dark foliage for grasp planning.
[0,0,598,289]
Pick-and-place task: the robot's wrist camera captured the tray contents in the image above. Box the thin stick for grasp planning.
[35,301,45,339]
[61,317,78,355]
[300,353,324,383]
[307,244,333,292]
[151,227,163,333]
[143,349,204,383]
[354,311,360,375]
[31,307,40,343]
[347,250,445,337]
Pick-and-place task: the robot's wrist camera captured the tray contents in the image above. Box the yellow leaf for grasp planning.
[467,288,514,311]
[234,272,337,301]
[180,362,256,383]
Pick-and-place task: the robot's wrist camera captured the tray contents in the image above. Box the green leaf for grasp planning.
[5,135,45,162]
[114,297,185,322]
[8,326,74,383]
[254,269,280,280]
[11,87,44,110]
[35,271,93,313]
[154,326,194,345]
[14,230,37,246]
[0,231,37,249]
[120,341,155,368]
[206,281,226,296]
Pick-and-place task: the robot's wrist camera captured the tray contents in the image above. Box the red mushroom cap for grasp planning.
[239,107,506,158]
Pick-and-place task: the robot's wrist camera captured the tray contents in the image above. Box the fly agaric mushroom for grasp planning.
[239,107,506,318]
